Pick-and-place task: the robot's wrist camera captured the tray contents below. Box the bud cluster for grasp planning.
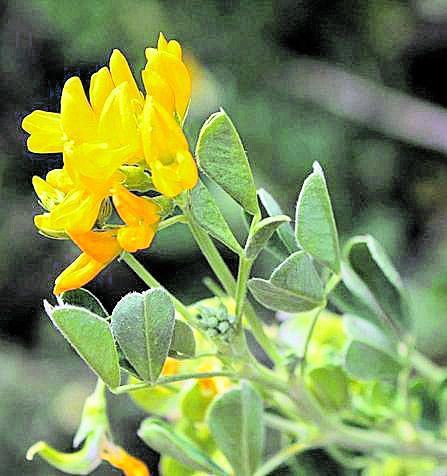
[196,303,237,343]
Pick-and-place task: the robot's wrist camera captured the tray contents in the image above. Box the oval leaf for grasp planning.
[308,366,350,412]
[169,320,196,359]
[258,188,298,254]
[270,251,325,304]
[245,215,291,260]
[344,340,401,382]
[343,314,397,356]
[111,289,175,383]
[59,288,108,318]
[195,109,259,215]
[207,381,264,476]
[343,235,410,330]
[47,305,120,388]
[248,278,319,313]
[242,209,288,261]
[191,179,243,255]
[138,418,226,475]
[295,162,340,274]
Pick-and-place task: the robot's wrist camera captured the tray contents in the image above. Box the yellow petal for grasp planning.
[50,189,104,233]
[157,32,169,51]
[98,82,140,156]
[61,77,98,143]
[150,152,198,198]
[46,168,74,193]
[32,176,65,210]
[69,229,121,263]
[89,67,114,114]
[117,224,156,252]
[109,49,142,103]
[141,70,175,115]
[112,185,160,227]
[53,253,108,295]
[141,98,189,166]
[22,110,65,153]
[143,49,191,120]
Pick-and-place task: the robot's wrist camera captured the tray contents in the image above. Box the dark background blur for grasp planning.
[2,0,447,474]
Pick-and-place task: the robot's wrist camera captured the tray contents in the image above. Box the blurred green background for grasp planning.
[3,0,447,473]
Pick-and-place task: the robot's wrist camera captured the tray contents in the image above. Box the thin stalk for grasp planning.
[254,442,311,476]
[157,214,187,231]
[300,306,324,375]
[264,413,307,438]
[411,349,447,386]
[120,251,196,324]
[112,371,236,394]
[203,277,226,297]
[234,256,253,325]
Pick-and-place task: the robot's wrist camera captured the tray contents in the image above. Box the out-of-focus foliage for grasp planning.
[3,0,447,474]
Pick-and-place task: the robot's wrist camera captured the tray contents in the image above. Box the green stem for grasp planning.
[184,208,283,367]
[264,413,307,438]
[234,256,253,325]
[254,442,311,476]
[158,214,186,231]
[112,371,236,394]
[120,251,196,325]
[202,277,226,297]
[411,349,447,386]
[300,306,324,375]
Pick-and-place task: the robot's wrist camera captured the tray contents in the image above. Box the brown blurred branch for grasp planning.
[279,57,447,155]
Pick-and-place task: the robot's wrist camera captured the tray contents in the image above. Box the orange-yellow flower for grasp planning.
[101,440,150,476]
[111,184,160,252]
[53,230,122,295]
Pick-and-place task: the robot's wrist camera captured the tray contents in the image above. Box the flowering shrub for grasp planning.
[21,34,447,475]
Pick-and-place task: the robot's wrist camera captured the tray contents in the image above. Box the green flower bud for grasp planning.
[196,303,236,343]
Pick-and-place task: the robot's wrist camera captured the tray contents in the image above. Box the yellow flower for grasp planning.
[101,440,150,476]
[53,230,121,295]
[141,98,198,197]
[143,32,191,122]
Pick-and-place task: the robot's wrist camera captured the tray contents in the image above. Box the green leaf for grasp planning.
[195,109,259,215]
[308,366,350,412]
[258,188,298,254]
[169,320,196,359]
[207,381,264,476]
[190,179,243,254]
[245,215,291,260]
[46,304,120,388]
[111,289,175,383]
[343,314,397,356]
[138,418,226,475]
[343,235,410,330]
[270,251,325,304]
[295,162,340,274]
[344,340,401,382]
[59,288,108,319]
[242,209,287,261]
[248,278,319,313]
[180,381,214,422]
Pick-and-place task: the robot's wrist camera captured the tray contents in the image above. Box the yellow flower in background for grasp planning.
[143,32,192,121]
[101,441,150,476]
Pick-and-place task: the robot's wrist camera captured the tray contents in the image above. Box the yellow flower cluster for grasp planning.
[22,33,198,294]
